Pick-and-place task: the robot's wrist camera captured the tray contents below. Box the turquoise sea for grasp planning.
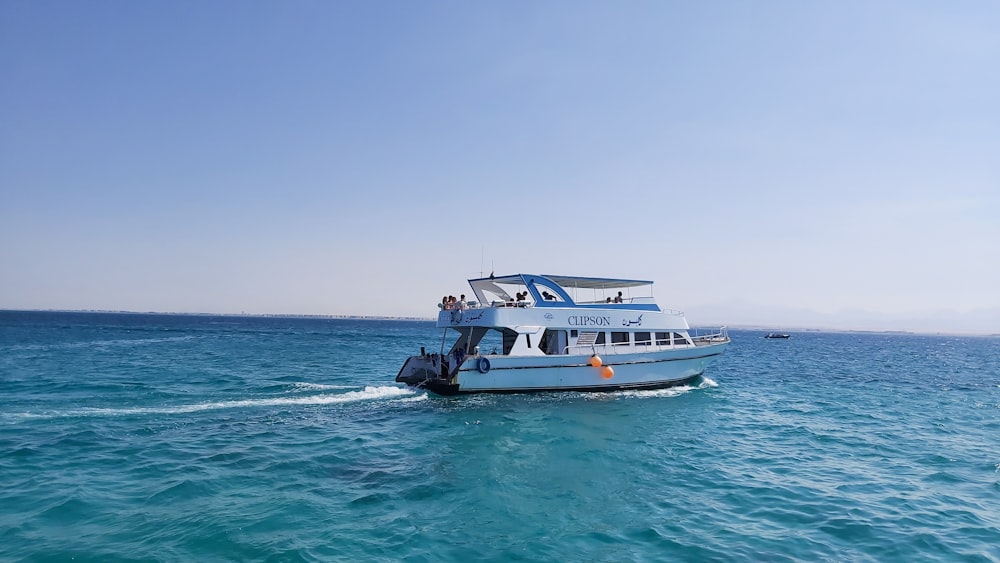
[1,311,998,561]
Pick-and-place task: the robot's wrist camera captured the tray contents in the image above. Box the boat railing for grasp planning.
[490,301,532,308]
[563,326,728,355]
[575,298,656,306]
[577,297,642,305]
[563,341,691,356]
[564,343,617,356]
[691,326,729,345]
[439,301,482,310]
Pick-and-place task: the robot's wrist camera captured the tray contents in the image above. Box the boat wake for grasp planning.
[287,382,356,392]
[4,385,423,422]
[591,377,718,400]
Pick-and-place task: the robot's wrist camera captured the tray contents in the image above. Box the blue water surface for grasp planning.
[1,311,998,561]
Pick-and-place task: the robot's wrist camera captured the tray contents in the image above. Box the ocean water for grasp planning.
[1,311,998,562]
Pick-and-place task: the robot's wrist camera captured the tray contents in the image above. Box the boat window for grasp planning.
[532,280,564,303]
[611,332,629,345]
[570,330,578,338]
[655,332,670,345]
[502,328,518,354]
[449,327,492,356]
[539,329,568,355]
[595,332,606,345]
[635,332,651,346]
[672,332,689,346]
[478,328,504,356]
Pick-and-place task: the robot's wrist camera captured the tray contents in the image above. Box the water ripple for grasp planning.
[2,314,999,560]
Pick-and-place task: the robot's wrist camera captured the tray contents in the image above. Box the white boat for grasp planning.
[396,274,729,395]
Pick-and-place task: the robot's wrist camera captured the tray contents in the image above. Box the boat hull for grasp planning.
[423,372,703,396]
[397,342,727,396]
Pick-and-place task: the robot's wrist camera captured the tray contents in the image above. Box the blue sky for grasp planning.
[2,1,998,332]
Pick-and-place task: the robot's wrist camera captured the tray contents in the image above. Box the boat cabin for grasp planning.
[436,274,717,361]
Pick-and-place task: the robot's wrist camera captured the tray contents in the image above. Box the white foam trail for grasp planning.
[595,377,717,400]
[288,382,354,391]
[5,386,417,421]
[614,386,697,399]
[398,394,429,403]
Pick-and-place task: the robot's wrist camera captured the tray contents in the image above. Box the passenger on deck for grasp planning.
[542,291,556,301]
[516,292,526,302]
[613,291,623,303]
[442,296,450,310]
[459,294,468,310]
[606,297,612,303]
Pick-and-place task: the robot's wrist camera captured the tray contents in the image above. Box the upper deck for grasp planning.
[437,274,689,331]
[468,274,661,311]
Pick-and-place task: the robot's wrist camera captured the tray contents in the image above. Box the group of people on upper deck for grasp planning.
[510,291,557,303]
[440,294,468,310]
[440,290,626,309]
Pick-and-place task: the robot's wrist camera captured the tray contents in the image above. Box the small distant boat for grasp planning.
[396,273,729,395]
[764,333,790,339]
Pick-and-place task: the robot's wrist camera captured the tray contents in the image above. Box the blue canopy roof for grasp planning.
[468,274,653,289]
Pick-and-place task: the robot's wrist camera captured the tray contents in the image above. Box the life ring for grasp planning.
[477,357,491,374]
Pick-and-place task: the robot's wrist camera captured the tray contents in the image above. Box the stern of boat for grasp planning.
[395,352,464,392]
[396,354,441,385]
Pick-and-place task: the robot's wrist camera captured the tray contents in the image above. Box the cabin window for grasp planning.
[570,330,578,338]
[595,332,606,345]
[611,332,629,345]
[533,281,564,302]
[672,332,689,346]
[502,328,518,354]
[478,329,504,356]
[635,332,651,346]
[539,329,568,355]
[655,332,670,345]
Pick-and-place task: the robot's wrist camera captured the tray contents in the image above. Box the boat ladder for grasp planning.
[575,331,599,348]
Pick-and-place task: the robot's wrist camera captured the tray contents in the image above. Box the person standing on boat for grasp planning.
[614,291,623,303]
[459,295,468,310]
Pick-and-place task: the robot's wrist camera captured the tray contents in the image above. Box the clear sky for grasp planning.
[2,1,998,333]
